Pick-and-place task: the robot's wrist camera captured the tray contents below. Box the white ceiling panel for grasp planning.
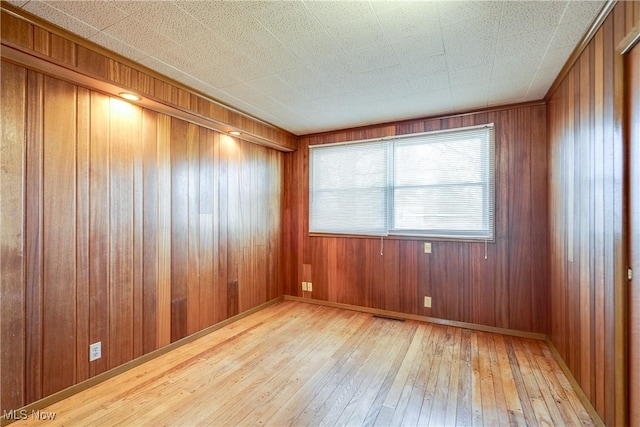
[11,0,607,135]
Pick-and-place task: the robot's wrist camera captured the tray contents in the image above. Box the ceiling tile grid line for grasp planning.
[8,0,607,135]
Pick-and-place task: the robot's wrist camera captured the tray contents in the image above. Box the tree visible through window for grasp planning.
[309,124,494,241]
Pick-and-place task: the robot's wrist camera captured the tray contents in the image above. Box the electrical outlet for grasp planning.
[302,281,308,291]
[89,342,101,362]
[424,242,432,254]
[307,282,312,292]
[424,296,432,308]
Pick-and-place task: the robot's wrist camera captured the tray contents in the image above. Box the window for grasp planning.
[309,124,494,241]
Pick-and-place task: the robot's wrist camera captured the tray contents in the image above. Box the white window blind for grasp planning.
[309,140,388,235]
[309,124,495,241]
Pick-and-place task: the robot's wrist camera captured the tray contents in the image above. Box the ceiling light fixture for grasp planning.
[229,131,242,136]
[119,92,141,101]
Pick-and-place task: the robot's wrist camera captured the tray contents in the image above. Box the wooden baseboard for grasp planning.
[284,295,547,340]
[0,296,284,427]
[545,337,606,427]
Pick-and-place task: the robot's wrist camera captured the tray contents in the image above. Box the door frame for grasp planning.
[619,24,640,427]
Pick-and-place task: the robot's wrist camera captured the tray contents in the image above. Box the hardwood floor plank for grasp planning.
[11,302,596,427]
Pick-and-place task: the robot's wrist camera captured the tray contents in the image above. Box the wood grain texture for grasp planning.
[546,2,640,426]
[1,61,27,413]
[628,34,640,427]
[0,61,285,414]
[5,302,596,427]
[285,104,549,333]
[1,7,297,152]
[41,75,77,396]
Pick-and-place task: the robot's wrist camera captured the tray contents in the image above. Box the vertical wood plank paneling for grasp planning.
[187,123,201,335]
[508,108,532,332]
[24,70,43,405]
[547,2,638,425]
[76,86,91,383]
[0,61,26,412]
[217,134,229,323]
[226,135,240,318]
[199,128,215,330]
[171,118,189,342]
[156,114,172,348]
[1,58,285,412]
[628,33,640,427]
[592,28,606,417]
[142,109,159,354]
[109,98,139,368]
[288,104,548,333]
[42,75,77,396]
[132,98,144,360]
[529,104,549,336]
[89,91,111,376]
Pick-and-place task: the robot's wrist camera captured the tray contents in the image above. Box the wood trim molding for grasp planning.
[545,338,606,427]
[1,45,293,152]
[0,4,297,151]
[283,295,547,341]
[0,297,284,427]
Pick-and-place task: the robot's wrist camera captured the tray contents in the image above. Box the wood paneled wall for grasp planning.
[0,61,284,413]
[547,2,640,426]
[284,104,549,334]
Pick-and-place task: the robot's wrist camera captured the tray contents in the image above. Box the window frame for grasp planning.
[308,123,495,242]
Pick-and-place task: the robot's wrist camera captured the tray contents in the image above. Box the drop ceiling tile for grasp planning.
[23,1,100,39]
[498,1,567,37]
[110,1,148,16]
[441,17,499,68]
[175,0,251,29]
[346,46,400,73]
[552,2,604,49]
[223,54,266,82]
[492,54,540,81]
[276,67,326,94]
[248,2,325,44]
[374,2,441,42]
[6,1,29,7]
[449,63,493,86]
[282,31,340,65]
[495,29,554,59]
[136,55,185,82]
[126,2,210,45]
[151,44,205,76]
[248,75,300,103]
[390,29,445,61]
[183,34,239,66]
[244,43,304,75]
[488,78,530,104]
[305,1,377,29]
[450,83,490,109]
[45,1,128,32]
[401,55,448,79]
[88,32,148,62]
[409,71,450,93]
[328,17,389,53]
[191,64,242,89]
[437,1,502,27]
[100,16,177,59]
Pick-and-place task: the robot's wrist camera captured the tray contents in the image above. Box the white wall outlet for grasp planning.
[424,296,432,308]
[302,281,308,291]
[424,242,432,254]
[89,342,101,362]
[307,282,312,292]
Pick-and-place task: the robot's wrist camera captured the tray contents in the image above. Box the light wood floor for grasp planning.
[11,301,595,426]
